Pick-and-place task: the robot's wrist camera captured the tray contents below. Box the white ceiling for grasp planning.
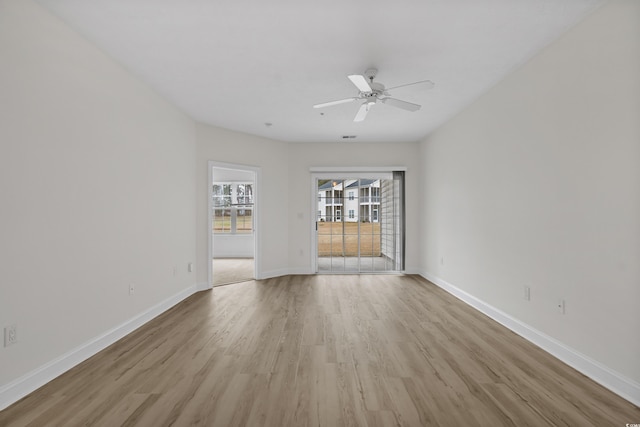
[35,0,604,143]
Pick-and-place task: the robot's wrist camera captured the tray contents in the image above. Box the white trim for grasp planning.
[196,282,211,292]
[312,172,393,181]
[419,271,640,407]
[310,176,318,274]
[211,268,308,282]
[207,162,213,288]
[309,166,407,173]
[0,285,198,411]
[208,161,261,286]
[287,267,314,276]
[260,268,296,280]
[259,268,314,279]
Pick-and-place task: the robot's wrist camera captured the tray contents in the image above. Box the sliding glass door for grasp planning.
[316,173,404,273]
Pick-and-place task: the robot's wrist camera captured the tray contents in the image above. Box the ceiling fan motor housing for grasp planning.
[369,82,385,93]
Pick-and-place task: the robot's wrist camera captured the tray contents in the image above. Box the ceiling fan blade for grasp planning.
[353,102,370,122]
[313,98,358,109]
[385,79,435,92]
[381,97,421,112]
[348,74,372,93]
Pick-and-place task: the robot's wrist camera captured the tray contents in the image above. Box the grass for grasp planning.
[317,222,381,257]
[213,217,252,233]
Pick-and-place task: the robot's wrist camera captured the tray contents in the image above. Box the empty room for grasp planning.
[1,0,639,425]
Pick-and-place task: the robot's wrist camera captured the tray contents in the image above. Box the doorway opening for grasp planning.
[313,171,405,273]
[209,162,259,286]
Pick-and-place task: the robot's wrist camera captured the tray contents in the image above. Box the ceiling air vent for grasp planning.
[342,135,357,139]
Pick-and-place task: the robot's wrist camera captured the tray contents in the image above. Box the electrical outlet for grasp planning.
[524,286,531,301]
[129,284,135,295]
[557,299,566,314]
[4,324,17,347]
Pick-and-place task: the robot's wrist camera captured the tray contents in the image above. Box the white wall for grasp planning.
[212,235,254,258]
[196,124,290,282]
[287,142,421,273]
[0,0,197,394]
[419,0,640,391]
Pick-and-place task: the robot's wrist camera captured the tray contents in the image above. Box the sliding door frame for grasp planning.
[310,166,406,274]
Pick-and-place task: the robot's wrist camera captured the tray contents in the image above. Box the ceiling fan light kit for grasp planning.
[313,68,434,122]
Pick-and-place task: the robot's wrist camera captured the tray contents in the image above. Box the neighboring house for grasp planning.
[318,179,380,223]
[347,179,380,223]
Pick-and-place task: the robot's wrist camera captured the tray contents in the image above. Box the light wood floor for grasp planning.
[212,258,254,286]
[1,275,638,426]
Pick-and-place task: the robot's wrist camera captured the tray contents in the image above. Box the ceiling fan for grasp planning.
[313,68,434,122]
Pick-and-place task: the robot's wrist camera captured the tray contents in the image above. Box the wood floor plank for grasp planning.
[1,275,638,426]
[381,376,422,427]
[92,393,158,427]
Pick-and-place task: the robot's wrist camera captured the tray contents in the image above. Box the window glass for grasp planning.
[213,182,253,234]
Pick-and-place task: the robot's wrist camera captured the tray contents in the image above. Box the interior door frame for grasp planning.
[208,160,261,287]
[310,166,406,274]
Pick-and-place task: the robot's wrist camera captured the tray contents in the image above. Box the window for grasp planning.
[212,184,232,233]
[236,183,253,205]
[333,190,343,204]
[349,191,354,200]
[212,182,253,234]
[371,187,380,203]
[349,210,355,219]
[336,209,341,221]
[235,184,253,233]
[212,184,232,208]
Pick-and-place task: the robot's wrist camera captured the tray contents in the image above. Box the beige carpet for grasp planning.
[212,258,254,286]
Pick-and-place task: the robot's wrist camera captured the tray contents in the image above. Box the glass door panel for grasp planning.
[316,175,404,273]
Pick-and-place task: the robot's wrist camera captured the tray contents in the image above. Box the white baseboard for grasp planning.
[261,268,416,279]
[0,284,199,411]
[419,271,640,407]
[286,267,314,276]
[258,268,296,280]
[196,281,212,291]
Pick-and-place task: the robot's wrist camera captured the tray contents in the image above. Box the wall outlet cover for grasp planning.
[558,299,566,314]
[4,324,17,347]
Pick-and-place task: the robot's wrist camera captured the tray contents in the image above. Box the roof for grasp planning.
[346,179,377,189]
[318,179,379,191]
